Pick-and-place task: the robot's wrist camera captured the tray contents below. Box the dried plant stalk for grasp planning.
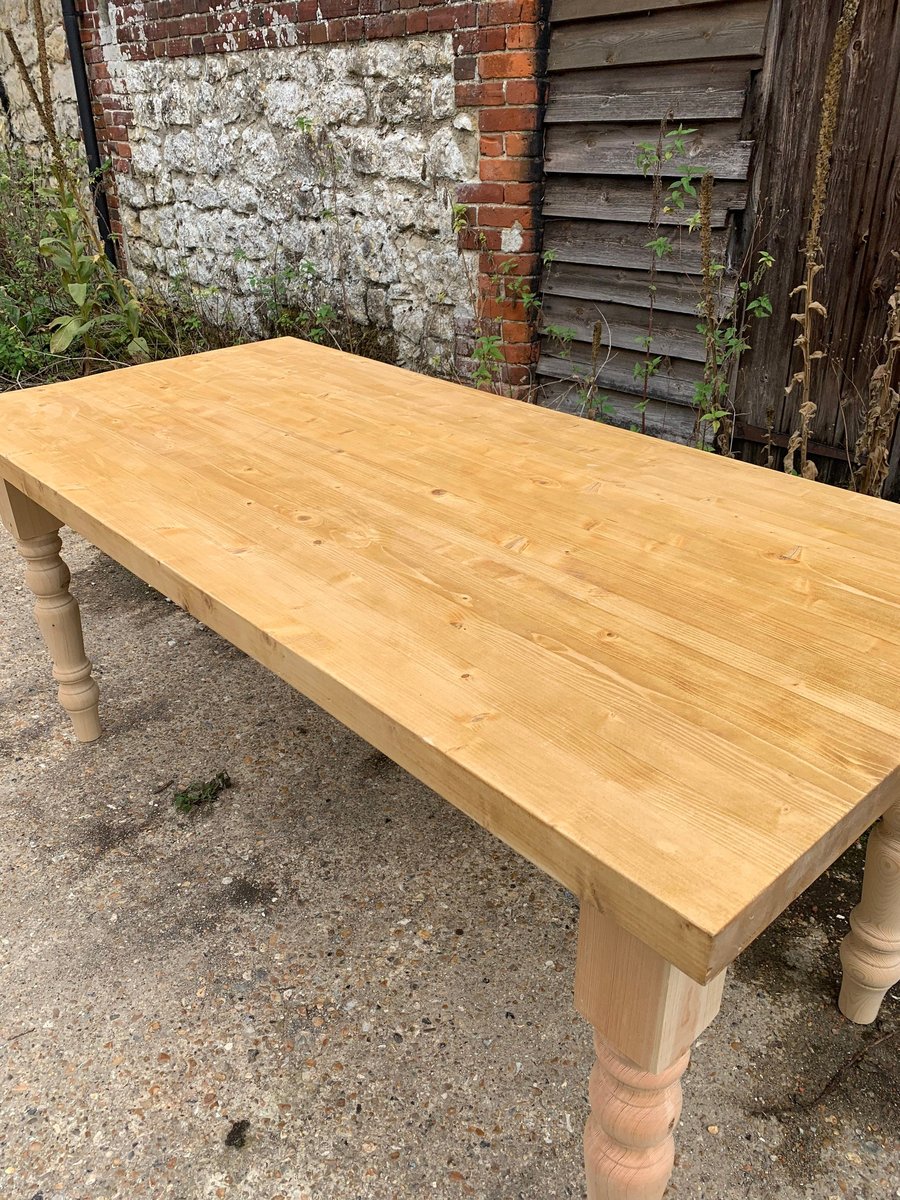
[853,279,900,497]
[696,173,726,449]
[784,0,860,480]
[30,0,54,130]
[1,28,55,149]
[591,318,603,378]
[0,22,106,261]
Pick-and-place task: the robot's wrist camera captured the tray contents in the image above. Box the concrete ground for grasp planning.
[0,530,898,1200]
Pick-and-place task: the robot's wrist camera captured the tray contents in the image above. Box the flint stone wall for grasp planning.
[115,34,479,370]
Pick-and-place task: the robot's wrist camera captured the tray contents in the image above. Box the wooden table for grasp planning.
[2,338,899,1199]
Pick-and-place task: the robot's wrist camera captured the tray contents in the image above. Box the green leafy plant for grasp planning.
[245,253,393,360]
[1,18,151,377]
[472,333,504,387]
[694,170,774,450]
[633,118,774,450]
[451,206,549,396]
[543,323,575,357]
[496,258,541,316]
[633,121,704,433]
[646,235,675,261]
[0,143,157,383]
[39,187,147,365]
[581,388,614,421]
[568,317,614,422]
[173,770,232,814]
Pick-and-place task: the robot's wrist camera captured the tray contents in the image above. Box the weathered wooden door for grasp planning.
[735,0,900,491]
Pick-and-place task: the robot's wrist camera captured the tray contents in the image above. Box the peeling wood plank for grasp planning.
[541,295,706,363]
[543,176,746,225]
[546,88,748,123]
[545,122,753,179]
[550,58,762,96]
[552,0,731,21]
[538,343,703,405]
[537,380,698,445]
[548,2,769,70]
[543,218,728,274]
[541,262,709,315]
[734,421,852,462]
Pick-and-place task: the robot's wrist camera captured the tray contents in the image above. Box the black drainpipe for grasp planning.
[60,0,118,266]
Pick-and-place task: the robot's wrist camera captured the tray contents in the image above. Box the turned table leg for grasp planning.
[1,480,101,743]
[839,799,900,1024]
[575,903,726,1200]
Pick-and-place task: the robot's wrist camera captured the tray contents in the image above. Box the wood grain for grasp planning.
[539,4,766,427]
[541,262,710,315]
[537,344,702,405]
[552,0,728,22]
[735,0,900,485]
[541,294,707,362]
[0,480,101,742]
[3,338,900,982]
[839,799,900,1023]
[543,218,727,274]
[576,902,722,1197]
[543,177,745,226]
[546,88,748,124]
[576,903,725,1072]
[544,122,753,179]
[549,2,768,70]
[537,380,698,446]
[549,58,762,99]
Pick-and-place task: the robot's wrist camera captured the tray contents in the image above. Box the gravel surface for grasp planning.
[1,531,898,1200]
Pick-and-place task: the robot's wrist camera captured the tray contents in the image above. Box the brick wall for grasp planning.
[71,0,547,392]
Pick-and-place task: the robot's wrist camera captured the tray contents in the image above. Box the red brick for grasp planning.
[458,227,502,253]
[458,26,505,52]
[504,79,541,105]
[503,181,539,204]
[505,130,540,157]
[479,50,537,79]
[506,22,539,49]
[512,253,541,276]
[455,80,505,107]
[427,5,463,31]
[456,181,505,204]
[478,204,535,228]
[480,157,540,182]
[479,296,526,321]
[366,11,406,37]
[480,0,540,24]
[501,319,536,343]
[454,56,477,81]
[480,133,504,157]
[501,341,538,364]
[500,363,534,387]
[479,105,539,132]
